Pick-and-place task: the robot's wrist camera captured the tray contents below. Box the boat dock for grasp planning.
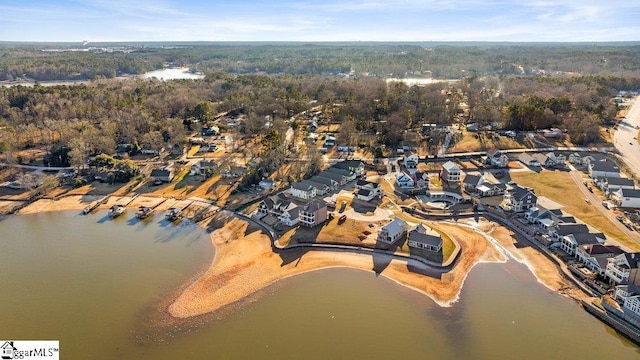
[82,196,110,215]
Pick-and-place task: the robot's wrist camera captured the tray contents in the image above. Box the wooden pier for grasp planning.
[82,195,110,215]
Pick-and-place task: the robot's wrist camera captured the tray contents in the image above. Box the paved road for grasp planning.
[567,167,639,251]
[613,96,640,175]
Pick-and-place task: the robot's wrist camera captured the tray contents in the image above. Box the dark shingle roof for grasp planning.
[555,223,589,236]
[408,230,442,247]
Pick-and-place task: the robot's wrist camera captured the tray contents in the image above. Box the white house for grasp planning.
[395,173,415,188]
[190,160,216,176]
[613,283,640,323]
[332,160,364,177]
[589,160,620,179]
[289,181,317,199]
[606,252,640,284]
[546,152,566,165]
[486,149,508,168]
[612,188,640,208]
[575,244,624,276]
[595,177,635,195]
[355,179,382,201]
[404,152,419,173]
[559,232,606,256]
[503,185,537,212]
[440,161,461,184]
[377,218,409,244]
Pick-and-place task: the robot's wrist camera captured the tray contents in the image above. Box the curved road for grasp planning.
[613,96,640,175]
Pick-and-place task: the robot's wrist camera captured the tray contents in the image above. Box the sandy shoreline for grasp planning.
[14,195,586,321]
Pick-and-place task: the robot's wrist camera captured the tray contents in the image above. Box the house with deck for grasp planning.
[255,193,300,226]
[440,161,461,184]
[503,185,537,212]
[377,218,409,244]
[486,149,508,168]
[395,173,415,189]
[613,281,640,326]
[299,199,328,227]
[595,177,635,196]
[560,231,607,256]
[606,252,640,285]
[612,188,640,208]
[575,244,624,276]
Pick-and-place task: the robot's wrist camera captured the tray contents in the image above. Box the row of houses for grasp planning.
[289,160,365,200]
[518,152,566,168]
[522,197,640,324]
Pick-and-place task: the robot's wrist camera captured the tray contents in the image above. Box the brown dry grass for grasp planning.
[510,170,631,246]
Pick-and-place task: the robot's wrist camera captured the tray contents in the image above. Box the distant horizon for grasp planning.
[1,1,639,43]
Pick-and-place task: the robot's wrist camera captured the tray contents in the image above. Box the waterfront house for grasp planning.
[407,226,442,252]
[150,168,174,183]
[576,244,624,276]
[289,181,317,199]
[612,188,640,208]
[613,281,640,325]
[525,207,574,230]
[377,218,409,244]
[486,148,508,168]
[606,253,640,284]
[395,173,415,189]
[503,185,537,212]
[589,160,620,179]
[299,199,328,228]
[518,153,541,168]
[559,231,606,256]
[255,193,300,226]
[403,152,419,173]
[413,171,429,189]
[440,161,461,184]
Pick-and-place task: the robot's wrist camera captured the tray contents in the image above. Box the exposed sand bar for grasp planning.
[168,215,506,318]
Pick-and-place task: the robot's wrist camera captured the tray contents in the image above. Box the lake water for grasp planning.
[0,212,638,359]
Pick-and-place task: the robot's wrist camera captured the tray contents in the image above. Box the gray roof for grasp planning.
[332,160,363,171]
[620,188,640,198]
[325,167,353,177]
[555,223,589,236]
[603,177,634,186]
[357,188,373,197]
[382,218,409,235]
[150,169,172,177]
[590,160,620,173]
[408,230,442,247]
[442,160,460,172]
[622,253,640,269]
[578,244,623,256]
[301,199,327,213]
[463,174,482,186]
[509,185,536,201]
[316,171,345,183]
[310,176,337,187]
[291,181,315,191]
[305,180,329,191]
[570,232,606,245]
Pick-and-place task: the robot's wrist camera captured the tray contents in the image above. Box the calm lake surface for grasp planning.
[0,212,638,359]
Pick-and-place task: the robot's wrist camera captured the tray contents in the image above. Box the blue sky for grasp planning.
[1,0,639,42]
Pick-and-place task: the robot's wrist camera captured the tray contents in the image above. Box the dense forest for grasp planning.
[1,42,640,81]
[0,43,640,177]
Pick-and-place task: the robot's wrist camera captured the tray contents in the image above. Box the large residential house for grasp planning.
[486,149,508,168]
[310,175,339,191]
[595,177,635,196]
[440,161,461,184]
[546,152,566,165]
[518,153,541,167]
[150,168,174,183]
[407,225,442,252]
[525,207,575,230]
[316,171,348,186]
[404,152,419,173]
[559,231,606,256]
[588,160,620,179]
[190,160,215,176]
[395,173,415,189]
[355,179,382,201]
[377,218,409,244]
[299,199,328,228]
[605,252,640,284]
[325,167,357,182]
[503,185,537,212]
[413,172,429,189]
[548,223,588,242]
[332,160,364,177]
[289,181,317,199]
[612,188,640,208]
[256,194,300,226]
[462,174,482,194]
[613,281,640,326]
[575,244,624,276]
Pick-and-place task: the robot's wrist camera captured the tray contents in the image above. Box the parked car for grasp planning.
[616,215,624,222]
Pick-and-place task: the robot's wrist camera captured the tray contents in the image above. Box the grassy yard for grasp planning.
[510,170,631,246]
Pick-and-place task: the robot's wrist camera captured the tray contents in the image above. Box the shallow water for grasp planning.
[0,212,638,359]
